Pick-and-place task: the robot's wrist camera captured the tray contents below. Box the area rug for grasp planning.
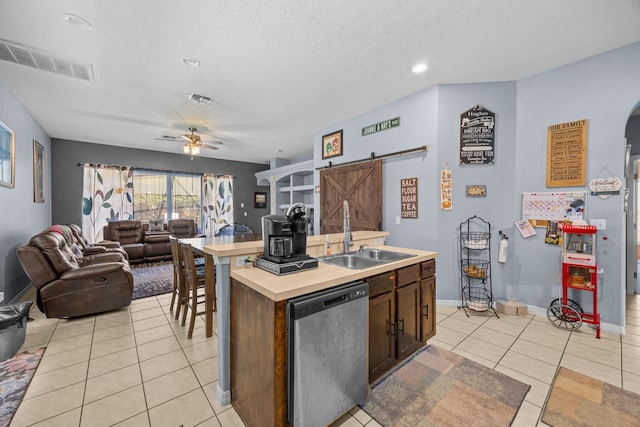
[131,261,174,300]
[361,345,530,427]
[541,367,640,426]
[0,348,45,427]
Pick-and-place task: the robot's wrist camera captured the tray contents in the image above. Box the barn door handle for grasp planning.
[397,318,405,335]
[423,304,429,319]
[387,320,396,336]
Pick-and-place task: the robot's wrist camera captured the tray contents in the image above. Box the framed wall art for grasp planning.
[254,191,267,209]
[33,140,45,202]
[0,119,15,188]
[322,129,343,159]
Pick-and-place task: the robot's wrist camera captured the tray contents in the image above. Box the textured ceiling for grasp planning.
[0,0,639,164]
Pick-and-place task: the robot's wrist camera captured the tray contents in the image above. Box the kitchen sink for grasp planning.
[357,248,416,262]
[318,248,416,269]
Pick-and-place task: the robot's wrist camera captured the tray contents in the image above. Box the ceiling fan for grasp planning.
[156,127,223,157]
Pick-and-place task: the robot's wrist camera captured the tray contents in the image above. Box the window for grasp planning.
[133,170,202,227]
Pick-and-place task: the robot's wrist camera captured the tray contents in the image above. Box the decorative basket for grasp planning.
[462,232,490,250]
[461,259,489,280]
[463,286,492,312]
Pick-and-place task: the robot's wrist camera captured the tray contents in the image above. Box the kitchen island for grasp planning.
[229,245,438,427]
[204,231,390,406]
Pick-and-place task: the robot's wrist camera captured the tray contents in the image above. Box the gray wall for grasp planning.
[0,80,51,303]
[627,115,640,154]
[51,139,268,233]
[513,42,640,329]
[312,41,640,331]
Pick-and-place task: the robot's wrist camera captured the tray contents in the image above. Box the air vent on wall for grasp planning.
[0,38,95,82]
[188,93,213,105]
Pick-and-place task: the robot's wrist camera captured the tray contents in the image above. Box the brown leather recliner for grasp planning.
[67,224,129,260]
[168,219,200,238]
[15,230,133,318]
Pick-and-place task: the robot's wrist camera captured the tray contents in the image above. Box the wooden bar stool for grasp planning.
[180,242,210,338]
[169,237,186,320]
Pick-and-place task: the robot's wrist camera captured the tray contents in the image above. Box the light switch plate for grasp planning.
[395,216,401,225]
[590,219,606,230]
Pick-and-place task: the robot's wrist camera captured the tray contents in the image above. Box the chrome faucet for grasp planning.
[343,200,353,254]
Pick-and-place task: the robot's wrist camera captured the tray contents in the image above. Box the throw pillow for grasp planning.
[148,219,164,232]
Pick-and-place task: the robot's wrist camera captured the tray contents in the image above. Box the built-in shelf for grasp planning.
[255,159,315,219]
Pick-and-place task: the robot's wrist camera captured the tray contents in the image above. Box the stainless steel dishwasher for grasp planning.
[287,281,369,427]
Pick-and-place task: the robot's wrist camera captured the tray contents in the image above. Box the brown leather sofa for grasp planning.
[103,220,172,263]
[16,229,133,318]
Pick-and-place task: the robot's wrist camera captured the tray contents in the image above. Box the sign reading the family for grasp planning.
[362,117,400,136]
[459,105,495,165]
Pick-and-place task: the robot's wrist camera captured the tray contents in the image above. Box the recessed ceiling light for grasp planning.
[412,63,428,74]
[63,14,93,31]
[182,57,201,67]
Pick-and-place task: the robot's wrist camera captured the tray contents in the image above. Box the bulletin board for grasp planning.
[521,191,586,222]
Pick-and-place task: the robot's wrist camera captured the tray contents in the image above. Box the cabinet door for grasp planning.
[369,292,396,383]
[396,281,421,360]
[421,277,436,342]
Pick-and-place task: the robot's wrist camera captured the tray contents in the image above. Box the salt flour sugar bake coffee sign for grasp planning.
[459,105,495,165]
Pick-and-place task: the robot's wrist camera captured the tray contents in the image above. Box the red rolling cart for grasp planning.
[546,224,601,339]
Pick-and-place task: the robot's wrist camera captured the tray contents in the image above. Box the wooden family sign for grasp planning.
[546,119,588,187]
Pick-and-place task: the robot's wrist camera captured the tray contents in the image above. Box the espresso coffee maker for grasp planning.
[256,203,318,275]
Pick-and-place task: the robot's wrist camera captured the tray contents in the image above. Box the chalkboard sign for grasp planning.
[459,105,495,165]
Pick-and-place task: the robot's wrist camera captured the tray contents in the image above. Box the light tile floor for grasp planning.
[10,289,640,426]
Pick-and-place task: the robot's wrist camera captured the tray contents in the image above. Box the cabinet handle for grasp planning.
[387,321,396,336]
[397,318,405,335]
[423,304,429,319]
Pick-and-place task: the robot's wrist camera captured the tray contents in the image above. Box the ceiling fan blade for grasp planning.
[180,134,193,142]
[155,136,182,142]
[201,140,223,145]
[201,143,220,150]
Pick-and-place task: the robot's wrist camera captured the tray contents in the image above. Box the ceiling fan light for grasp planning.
[183,145,190,154]
[193,146,200,155]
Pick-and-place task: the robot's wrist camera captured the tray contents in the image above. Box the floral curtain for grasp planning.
[202,175,234,237]
[81,164,134,243]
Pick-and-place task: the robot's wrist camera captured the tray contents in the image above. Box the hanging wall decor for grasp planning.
[361,117,400,136]
[0,119,15,188]
[400,177,418,218]
[459,105,495,165]
[588,167,621,199]
[322,129,343,159]
[546,119,588,187]
[440,163,452,210]
[33,140,45,202]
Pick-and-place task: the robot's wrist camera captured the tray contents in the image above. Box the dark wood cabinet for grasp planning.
[421,259,436,342]
[396,281,421,359]
[367,260,436,382]
[368,289,396,382]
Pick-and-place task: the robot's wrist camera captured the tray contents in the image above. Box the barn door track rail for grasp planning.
[315,145,429,170]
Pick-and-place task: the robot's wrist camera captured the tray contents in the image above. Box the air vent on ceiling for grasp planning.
[188,93,213,105]
[0,38,95,82]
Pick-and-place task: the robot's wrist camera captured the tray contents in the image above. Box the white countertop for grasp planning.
[231,245,438,301]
